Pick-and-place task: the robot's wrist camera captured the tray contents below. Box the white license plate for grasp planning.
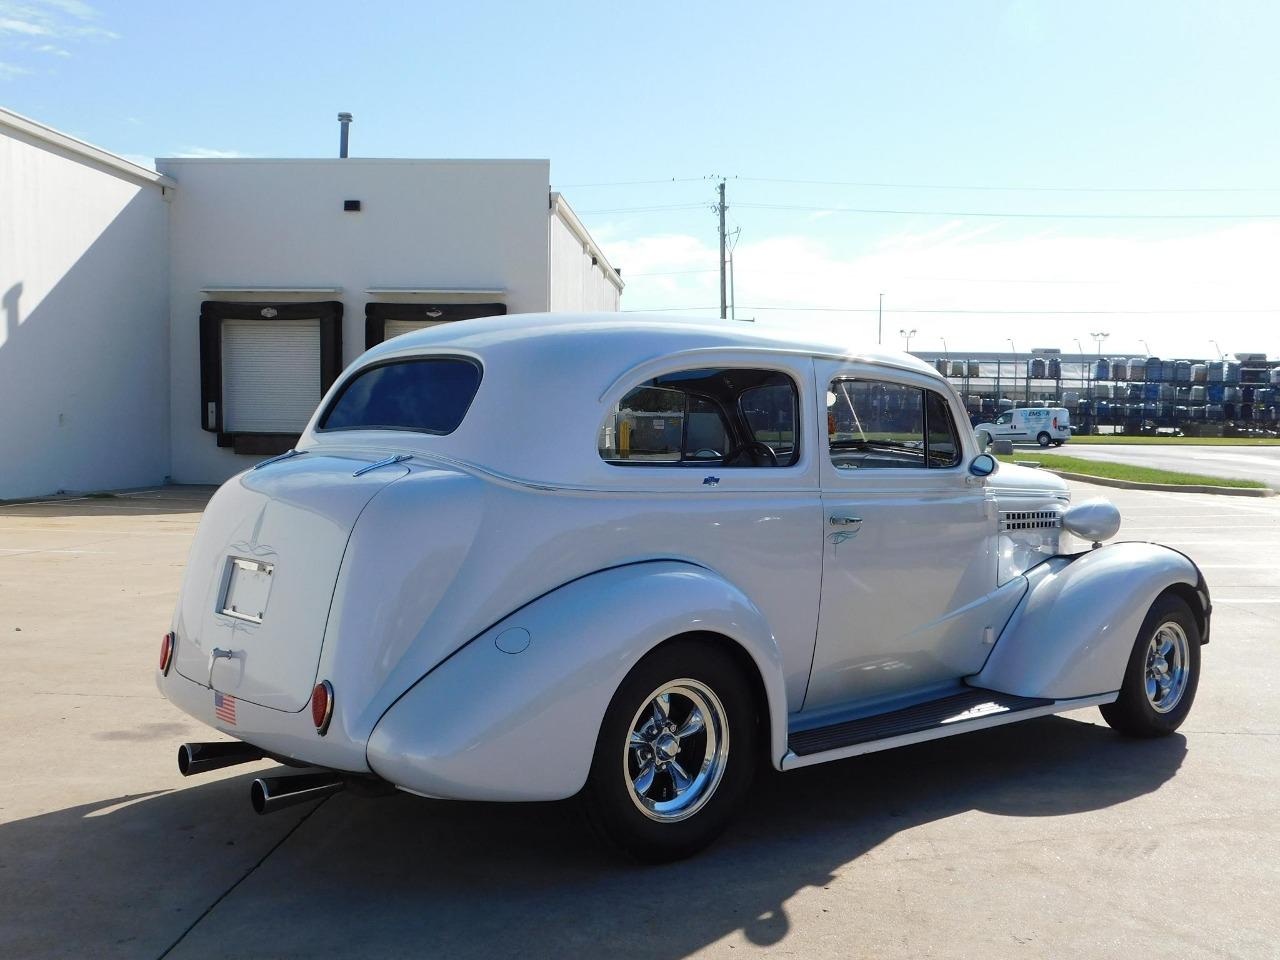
[220,557,274,623]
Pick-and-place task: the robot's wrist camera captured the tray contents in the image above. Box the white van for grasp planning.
[974,407,1071,448]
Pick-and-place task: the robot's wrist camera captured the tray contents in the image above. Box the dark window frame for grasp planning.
[316,355,483,437]
[199,300,343,457]
[364,302,506,349]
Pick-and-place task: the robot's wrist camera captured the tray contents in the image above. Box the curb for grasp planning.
[1046,469,1276,497]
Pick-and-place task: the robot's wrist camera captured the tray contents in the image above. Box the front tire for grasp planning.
[1037,431,1052,447]
[1100,593,1201,737]
[582,639,758,862]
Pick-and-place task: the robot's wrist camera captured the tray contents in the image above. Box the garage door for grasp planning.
[365,302,506,348]
[221,318,322,433]
[385,318,451,340]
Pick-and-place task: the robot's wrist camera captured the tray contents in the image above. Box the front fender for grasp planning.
[973,542,1204,700]
[365,561,788,802]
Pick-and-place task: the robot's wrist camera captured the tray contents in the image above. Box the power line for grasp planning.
[575,202,707,214]
[735,202,1280,221]
[576,200,1280,220]
[554,174,1280,194]
[624,305,1280,315]
[737,176,1280,194]
[551,176,713,188]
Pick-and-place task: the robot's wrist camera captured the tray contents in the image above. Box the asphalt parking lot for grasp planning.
[1,483,1277,959]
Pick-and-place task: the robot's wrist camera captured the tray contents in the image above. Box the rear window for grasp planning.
[318,358,481,435]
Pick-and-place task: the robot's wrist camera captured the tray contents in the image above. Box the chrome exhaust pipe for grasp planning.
[178,741,265,777]
[251,773,345,815]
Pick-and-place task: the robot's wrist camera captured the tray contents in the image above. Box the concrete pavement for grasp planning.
[1,484,1276,959]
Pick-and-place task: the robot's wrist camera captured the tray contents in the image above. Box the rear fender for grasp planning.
[366,561,788,802]
[972,541,1205,700]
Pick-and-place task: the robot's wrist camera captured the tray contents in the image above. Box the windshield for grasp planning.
[318,358,481,435]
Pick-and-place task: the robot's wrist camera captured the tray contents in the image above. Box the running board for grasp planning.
[781,690,1117,770]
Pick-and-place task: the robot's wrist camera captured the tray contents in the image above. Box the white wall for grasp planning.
[157,158,552,484]
[548,203,623,312]
[0,121,170,500]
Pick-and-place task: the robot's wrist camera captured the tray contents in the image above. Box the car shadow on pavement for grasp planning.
[0,715,1185,960]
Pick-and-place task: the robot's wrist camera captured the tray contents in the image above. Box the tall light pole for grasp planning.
[726,227,741,321]
[899,328,917,352]
[1141,339,1152,356]
[941,337,949,357]
[878,293,884,345]
[1008,338,1023,406]
[1090,331,1109,357]
[1210,339,1224,360]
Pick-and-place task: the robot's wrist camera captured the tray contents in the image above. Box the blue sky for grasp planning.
[3,0,1279,357]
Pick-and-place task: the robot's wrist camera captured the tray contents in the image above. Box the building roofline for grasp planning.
[550,192,624,292]
[0,106,175,190]
[156,157,549,166]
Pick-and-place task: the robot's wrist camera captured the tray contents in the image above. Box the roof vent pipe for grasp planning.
[338,112,353,158]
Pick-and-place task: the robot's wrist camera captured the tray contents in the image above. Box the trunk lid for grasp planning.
[173,452,409,711]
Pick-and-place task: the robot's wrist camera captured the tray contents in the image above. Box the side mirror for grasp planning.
[969,453,999,477]
[1062,499,1121,546]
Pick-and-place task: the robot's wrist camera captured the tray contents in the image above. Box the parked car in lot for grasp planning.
[159,314,1209,861]
[974,407,1072,448]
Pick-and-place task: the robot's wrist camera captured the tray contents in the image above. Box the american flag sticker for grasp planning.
[214,691,237,725]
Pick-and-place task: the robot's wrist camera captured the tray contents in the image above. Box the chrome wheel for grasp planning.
[1145,621,1190,714]
[623,679,729,822]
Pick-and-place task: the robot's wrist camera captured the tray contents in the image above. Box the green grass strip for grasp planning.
[997,452,1268,488]
[1067,435,1280,446]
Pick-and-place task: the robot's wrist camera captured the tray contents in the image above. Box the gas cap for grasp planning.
[494,627,532,655]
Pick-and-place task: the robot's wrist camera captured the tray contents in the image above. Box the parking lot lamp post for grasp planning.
[1210,340,1224,361]
[899,328,917,353]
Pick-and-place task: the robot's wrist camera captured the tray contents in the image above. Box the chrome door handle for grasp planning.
[829,515,862,527]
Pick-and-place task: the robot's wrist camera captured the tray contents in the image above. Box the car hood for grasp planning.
[989,461,1070,499]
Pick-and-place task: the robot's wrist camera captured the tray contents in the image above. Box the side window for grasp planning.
[740,382,797,459]
[827,380,964,470]
[996,412,1012,425]
[600,367,799,467]
[827,380,925,469]
[924,391,961,468]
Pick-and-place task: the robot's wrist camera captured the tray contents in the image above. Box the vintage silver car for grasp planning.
[159,314,1209,860]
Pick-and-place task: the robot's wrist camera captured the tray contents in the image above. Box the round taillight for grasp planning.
[311,680,334,736]
[159,632,175,675]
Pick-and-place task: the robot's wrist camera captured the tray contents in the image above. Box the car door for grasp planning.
[806,361,999,712]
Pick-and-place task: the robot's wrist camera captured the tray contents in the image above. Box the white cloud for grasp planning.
[0,58,27,75]
[172,147,247,159]
[606,222,1280,358]
[0,0,117,70]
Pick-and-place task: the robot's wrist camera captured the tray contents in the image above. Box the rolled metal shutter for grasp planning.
[384,318,451,340]
[221,318,322,433]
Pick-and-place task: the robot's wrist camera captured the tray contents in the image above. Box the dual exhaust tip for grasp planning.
[178,741,346,815]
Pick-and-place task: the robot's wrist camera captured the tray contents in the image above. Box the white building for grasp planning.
[0,107,622,500]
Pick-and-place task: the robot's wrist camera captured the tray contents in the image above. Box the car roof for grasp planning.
[310,312,954,488]
[363,311,941,379]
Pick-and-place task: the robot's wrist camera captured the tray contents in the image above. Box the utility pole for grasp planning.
[878,293,884,344]
[718,181,728,319]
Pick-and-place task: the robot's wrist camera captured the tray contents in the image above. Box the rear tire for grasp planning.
[582,639,758,862]
[1100,593,1201,737]
[1037,431,1052,447]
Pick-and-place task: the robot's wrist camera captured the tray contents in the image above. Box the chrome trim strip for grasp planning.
[352,454,413,477]
[779,692,1119,770]
[252,449,305,470]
